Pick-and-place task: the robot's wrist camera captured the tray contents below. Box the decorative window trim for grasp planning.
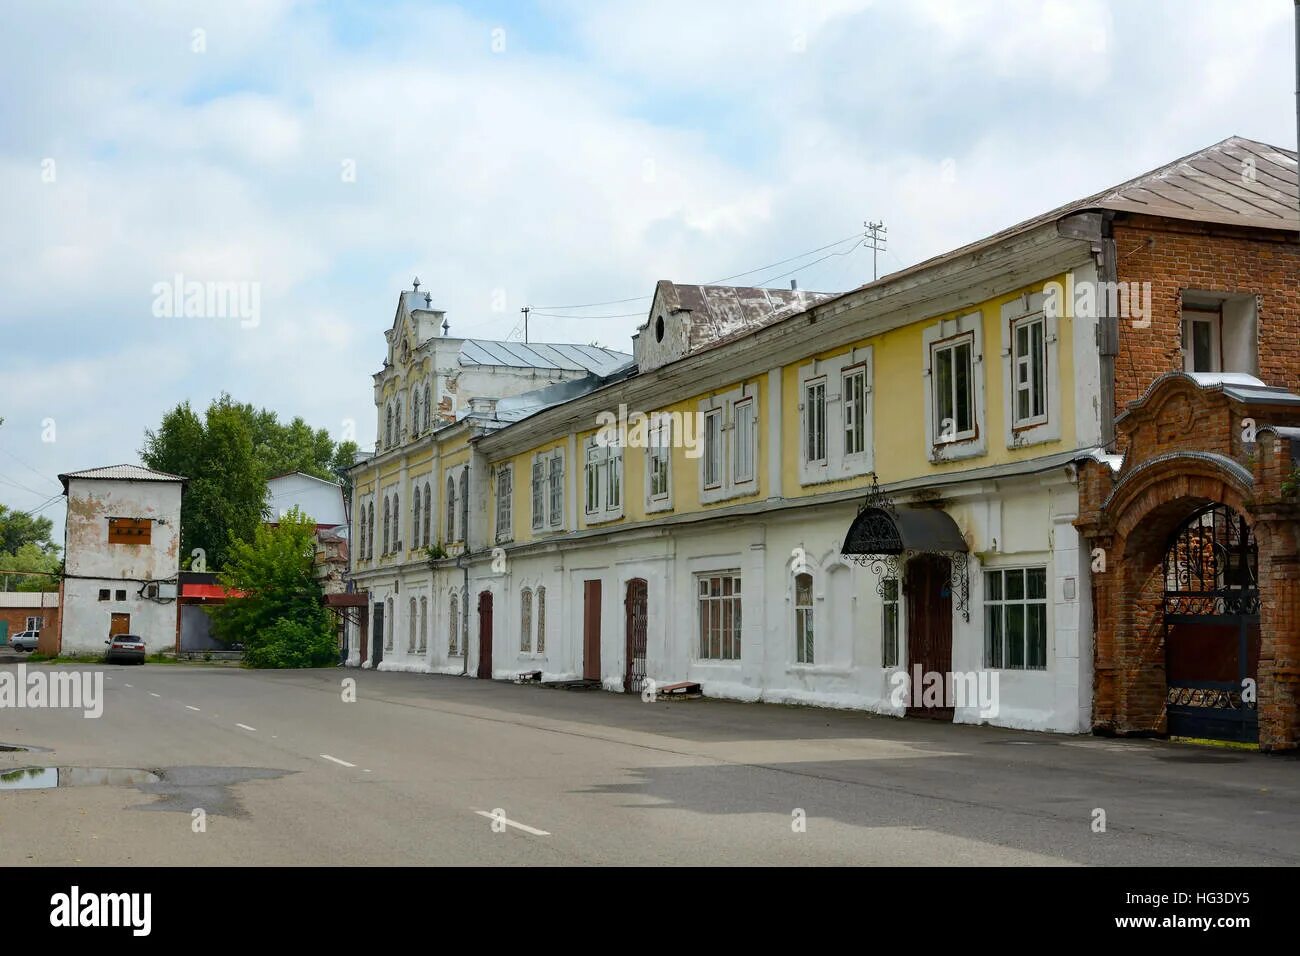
[1000,293,1060,448]
[696,571,742,662]
[645,414,674,513]
[583,437,623,524]
[698,384,759,505]
[494,464,514,544]
[547,452,564,528]
[983,565,1049,670]
[528,448,565,532]
[922,312,987,463]
[797,348,874,485]
[793,571,814,665]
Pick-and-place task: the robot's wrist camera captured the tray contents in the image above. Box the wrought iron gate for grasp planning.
[624,578,648,693]
[1163,503,1260,743]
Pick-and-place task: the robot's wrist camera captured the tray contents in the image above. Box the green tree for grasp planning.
[0,542,61,591]
[0,504,58,556]
[209,507,336,668]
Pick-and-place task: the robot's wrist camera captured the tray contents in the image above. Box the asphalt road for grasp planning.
[1,660,1297,866]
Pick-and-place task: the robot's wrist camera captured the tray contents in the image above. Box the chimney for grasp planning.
[790,279,798,291]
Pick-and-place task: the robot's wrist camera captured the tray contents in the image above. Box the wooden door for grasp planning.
[583,580,602,681]
[371,603,384,667]
[477,591,493,679]
[624,579,648,692]
[904,554,953,720]
[110,613,131,637]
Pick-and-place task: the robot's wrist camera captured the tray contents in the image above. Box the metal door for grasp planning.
[904,554,953,720]
[110,612,131,637]
[371,603,384,668]
[624,578,648,692]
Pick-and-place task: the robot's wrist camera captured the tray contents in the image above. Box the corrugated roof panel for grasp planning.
[59,464,186,483]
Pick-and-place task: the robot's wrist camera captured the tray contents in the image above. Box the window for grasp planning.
[26,616,43,631]
[413,491,422,548]
[933,336,975,443]
[733,399,755,484]
[548,455,563,527]
[385,405,393,448]
[423,384,432,431]
[367,502,375,559]
[115,589,126,601]
[385,598,394,650]
[1012,315,1047,426]
[536,587,546,653]
[584,441,622,518]
[412,391,421,437]
[422,484,431,547]
[359,506,368,561]
[804,380,826,463]
[531,459,545,530]
[459,471,468,542]
[496,466,513,542]
[648,416,671,500]
[449,593,460,655]
[419,597,428,653]
[382,497,391,554]
[108,517,151,545]
[881,578,900,667]
[984,568,1047,670]
[446,476,456,541]
[843,366,868,456]
[98,589,110,601]
[697,573,742,661]
[1182,307,1222,373]
[703,409,723,488]
[520,588,532,653]
[408,597,417,652]
[395,400,403,442]
[392,493,399,550]
[794,573,814,664]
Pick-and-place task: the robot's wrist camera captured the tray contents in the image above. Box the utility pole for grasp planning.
[865,220,888,281]
[521,306,530,344]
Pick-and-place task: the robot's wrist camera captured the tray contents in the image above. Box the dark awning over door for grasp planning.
[841,506,969,557]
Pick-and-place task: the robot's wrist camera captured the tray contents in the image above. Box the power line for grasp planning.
[0,446,60,492]
[21,494,64,518]
[528,227,869,315]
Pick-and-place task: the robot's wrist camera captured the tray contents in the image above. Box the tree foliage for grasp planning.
[0,504,58,556]
[141,394,355,569]
[209,507,337,668]
[0,504,60,592]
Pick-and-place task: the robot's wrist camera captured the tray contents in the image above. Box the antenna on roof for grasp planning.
[790,279,797,291]
[865,221,887,281]
[521,305,531,344]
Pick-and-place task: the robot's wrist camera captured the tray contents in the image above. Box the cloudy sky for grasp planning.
[1,0,1296,539]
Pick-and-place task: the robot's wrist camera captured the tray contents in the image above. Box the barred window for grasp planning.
[520,588,532,653]
[881,578,900,667]
[794,572,814,664]
[536,586,546,654]
[697,573,742,661]
[449,593,460,655]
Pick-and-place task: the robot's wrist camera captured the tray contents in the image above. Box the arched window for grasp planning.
[794,572,814,664]
[392,493,399,550]
[395,399,403,442]
[412,390,421,437]
[520,588,533,653]
[382,497,391,554]
[408,597,417,652]
[419,597,428,653]
[423,483,432,547]
[385,597,394,650]
[536,586,546,654]
[423,383,432,431]
[385,405,393,448]
[358,505,367,562]
[413,491,422,549]
[449,593,460,655]
[458,470,468,542]
[446,475,456,541]
[367,502,375,559]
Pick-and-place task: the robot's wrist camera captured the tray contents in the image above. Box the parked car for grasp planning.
[104,634,146,664]
[10,630,39,652]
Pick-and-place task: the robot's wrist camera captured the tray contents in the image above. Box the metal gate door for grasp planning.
[477,591,493,679]
[371,603,383,668]
[1163,504,1259,743]
[624,578,648,692]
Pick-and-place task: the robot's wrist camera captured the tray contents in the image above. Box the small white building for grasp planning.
[266,471,346,527]
[58,465,185,656]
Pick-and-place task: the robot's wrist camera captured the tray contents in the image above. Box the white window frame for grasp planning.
[1182,306,1222,374]
[983,566,1049,671]
[698,384,760,504]
[495,464,513,543]
[702,408,723,490]
[842,365,868,459]
[25,616,43,632]
[531,458,545,531]
[804,378,827,465]
[583,438,623,523]
[696,571,742,662]
[793,572,814,665]
[548,451,564,528]
[797,348,874,485]
[732,398,756,486]
[1000,293,1060,448]
[646,413,673,513]
[881,578,900,668]
[923,312,987,462]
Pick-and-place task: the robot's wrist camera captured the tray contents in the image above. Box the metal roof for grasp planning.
[59,464,187,492]
[459,339,631,376]
[647,281,837,353]
[842,505,969,556]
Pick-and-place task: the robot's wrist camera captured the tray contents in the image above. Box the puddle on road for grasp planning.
[0,764,293,816]
[0,766,160,790]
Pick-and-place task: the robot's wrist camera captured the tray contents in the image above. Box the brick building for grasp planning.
[0,591,60,653]
[1075,138,1300,750]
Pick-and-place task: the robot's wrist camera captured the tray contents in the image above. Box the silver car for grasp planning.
[10,630,39,652]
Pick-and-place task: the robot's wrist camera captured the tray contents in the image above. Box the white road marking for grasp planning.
[149,693,161,698]
[474,810,551,836]
[236,723,257,732]
[124,683,133,688]
[185,705,200,712]
[320,754,356,768]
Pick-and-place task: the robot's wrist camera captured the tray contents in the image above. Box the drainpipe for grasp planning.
[456,549,469,676]
[1097,211,1120,452]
